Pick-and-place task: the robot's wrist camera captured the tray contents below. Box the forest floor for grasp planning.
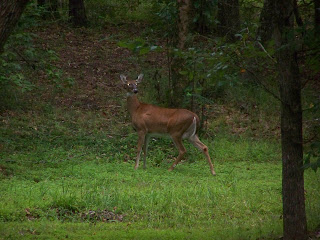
[34,23,163,109]
[0,23,319,239]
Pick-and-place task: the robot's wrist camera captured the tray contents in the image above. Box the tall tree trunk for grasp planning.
[257,0,302,43]
[0,0,30,54]
[69,0,87,27]
[177,0,191,49]
[274,1,307,239]
[256,0,276,43]
[217,0,240,41]
[194,0,207,34]
[169,0,192,107]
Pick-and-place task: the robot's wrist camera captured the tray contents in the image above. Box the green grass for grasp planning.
[0,110,319,239]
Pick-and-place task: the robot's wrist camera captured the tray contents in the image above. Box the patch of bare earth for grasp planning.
[25,207,124,223]
[33,24,163,114]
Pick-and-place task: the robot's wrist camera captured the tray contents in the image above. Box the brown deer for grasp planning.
[120,74,216,175]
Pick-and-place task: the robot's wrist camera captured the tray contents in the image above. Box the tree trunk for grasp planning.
[69,0,87,27]
[177,0,191,49]
[193,0,212,34]
[0,0,30,54]
[256,0,276,43]
[194,0,206,34]
[169,0,192,107]
[274,1,307,239]
[257,0,302,42]
[217,0,240,41]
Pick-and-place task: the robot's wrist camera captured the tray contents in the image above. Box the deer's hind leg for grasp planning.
[168,135,186,172]
[189,135,216,175]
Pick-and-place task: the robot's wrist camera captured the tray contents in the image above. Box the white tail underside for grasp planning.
[182,117,197,139]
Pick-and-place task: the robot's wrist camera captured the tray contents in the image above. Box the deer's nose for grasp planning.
[133,89,138,94]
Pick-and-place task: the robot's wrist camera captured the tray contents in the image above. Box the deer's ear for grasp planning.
[120,74,127,84]
[136,74,144,83]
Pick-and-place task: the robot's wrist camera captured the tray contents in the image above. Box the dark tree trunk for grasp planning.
[193,0,210,34]
[217,0,240,41]
[257,0,302,43]
[69,0,87,27]
[256,0,276,43]
[274,1,307,240]
[0,0,30,54]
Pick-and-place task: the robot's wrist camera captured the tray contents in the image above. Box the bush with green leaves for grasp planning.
[0,3,74,111]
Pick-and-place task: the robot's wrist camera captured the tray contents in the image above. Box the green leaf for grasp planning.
[139,47,150,55]
[179,71,188,75]
[117,41,129,48]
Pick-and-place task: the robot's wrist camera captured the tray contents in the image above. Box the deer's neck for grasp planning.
[127,94,140,116]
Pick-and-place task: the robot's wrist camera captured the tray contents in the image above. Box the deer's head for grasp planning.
[120,74,144,95]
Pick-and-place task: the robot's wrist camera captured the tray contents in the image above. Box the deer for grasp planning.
[120,74,216,176]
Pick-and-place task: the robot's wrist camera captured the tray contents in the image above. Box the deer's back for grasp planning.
[132,103,199,135]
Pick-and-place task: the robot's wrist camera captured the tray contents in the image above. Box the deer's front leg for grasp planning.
[142,135,150,169]
[135,131,146,170]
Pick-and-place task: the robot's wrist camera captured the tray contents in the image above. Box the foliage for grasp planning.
[116,28,281,129]
[0,2,74,111]
[154,0,178,42]
[118,38,162,56]
[304,141,320,172]
[0,31,36,110]
[175,46,236,100]
[85,0,155,25]
[192,0,218,33]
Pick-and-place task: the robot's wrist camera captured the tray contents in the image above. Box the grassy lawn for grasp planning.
[0,111,319,239]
